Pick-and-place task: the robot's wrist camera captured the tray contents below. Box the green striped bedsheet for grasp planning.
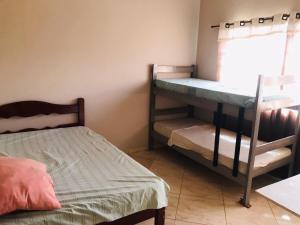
[0,127,169,225]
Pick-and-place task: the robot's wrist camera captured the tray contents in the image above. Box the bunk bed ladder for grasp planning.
[188,65,197,117]
[213,103,223,167]
[232,107,245,177]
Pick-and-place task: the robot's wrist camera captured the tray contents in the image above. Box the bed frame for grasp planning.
[149,64,300,207]
[0,98,165,225]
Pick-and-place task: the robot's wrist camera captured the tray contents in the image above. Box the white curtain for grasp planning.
[217,13,300,92]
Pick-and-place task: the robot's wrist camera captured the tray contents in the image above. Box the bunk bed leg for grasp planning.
[213,103,223,167]
[241,75,264,208]
[149,64,158,150]
[186,65,197,119]
[232,107,245,177]
[288,106,300,177]
[240,176,253,208]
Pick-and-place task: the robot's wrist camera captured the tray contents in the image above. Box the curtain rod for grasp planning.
[211,13,300,29]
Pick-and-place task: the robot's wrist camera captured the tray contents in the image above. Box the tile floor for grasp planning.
[129,149,300,225]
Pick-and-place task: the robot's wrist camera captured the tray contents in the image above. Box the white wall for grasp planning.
[0,0,201,152]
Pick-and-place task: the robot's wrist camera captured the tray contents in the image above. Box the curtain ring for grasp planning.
[259,18,264,23]
[225,23,231,28]
[282,14,289,20]
[296,13,300,19]
[240,21,245,26]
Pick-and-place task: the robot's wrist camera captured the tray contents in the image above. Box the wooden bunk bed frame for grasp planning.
[0,98,166,225]
[149,64,300,207]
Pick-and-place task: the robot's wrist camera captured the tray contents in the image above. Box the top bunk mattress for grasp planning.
[156,78,293,108]
[0,127,169,225]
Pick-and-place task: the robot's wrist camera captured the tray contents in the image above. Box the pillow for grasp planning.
[0,157,61,215]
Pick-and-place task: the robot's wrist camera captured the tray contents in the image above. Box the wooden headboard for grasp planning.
[0,98,85,134]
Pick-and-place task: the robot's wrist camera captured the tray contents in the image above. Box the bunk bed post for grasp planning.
[191,65,197,78]
[288,106,300,176]
[188,65,197,118]
[213,103,223,166]
[232,107,245,177]
[241,75,264,208]
[149,64,158,150]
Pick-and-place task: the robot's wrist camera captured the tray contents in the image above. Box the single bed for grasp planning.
[0,98,169,225]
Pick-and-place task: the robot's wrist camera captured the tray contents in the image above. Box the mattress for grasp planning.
[0,127,169,225]
[156,78,291,108]
[154,118,206,138]
[154,119,291,174]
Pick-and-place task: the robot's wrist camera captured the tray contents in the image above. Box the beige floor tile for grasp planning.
[137,218,175,225]
[167,193,180,219]
[129,154,156,169]
[176,195,226,225]
[175,220,205,225]
[149,159,185,179]
[160,174,183,194]
[130,150,157,161]
[183,164,223,185]
[133,149,286,225]
[181,175,223,200]
[221,183,244,201]
[224,193,277,225]
[222,182,275,204]
[269,201,300,225]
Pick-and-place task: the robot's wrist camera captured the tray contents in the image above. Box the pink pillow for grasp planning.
[0,157,61,215]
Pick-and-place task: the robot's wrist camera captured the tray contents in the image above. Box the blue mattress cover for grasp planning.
[156,78,292,108]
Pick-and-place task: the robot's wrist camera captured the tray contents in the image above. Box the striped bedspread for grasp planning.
[0,127,169,225]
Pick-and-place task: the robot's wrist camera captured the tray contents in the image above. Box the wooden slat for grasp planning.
[263,75,297,87]
[156,107,190,116]
[255,135,296,156]
[155,65,195,73]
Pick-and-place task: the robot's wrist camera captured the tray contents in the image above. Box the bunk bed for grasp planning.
[149,64,300,207]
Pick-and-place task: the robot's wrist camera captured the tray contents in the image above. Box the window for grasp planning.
[217,13,300,93]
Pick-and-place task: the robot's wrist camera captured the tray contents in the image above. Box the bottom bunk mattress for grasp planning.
[0,127,169,225]
[154,118,291,174]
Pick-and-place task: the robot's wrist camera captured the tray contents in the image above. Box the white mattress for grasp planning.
[154,118,291,174]
[0,127,169,225]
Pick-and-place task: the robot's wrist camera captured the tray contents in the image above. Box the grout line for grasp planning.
[221,184,229,225]
[267,200,280,225]
[174,165,185,221]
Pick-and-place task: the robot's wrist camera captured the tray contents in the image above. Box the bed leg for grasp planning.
[240,178,252,208]
[148,133,155,150]
[155,208,165,225]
